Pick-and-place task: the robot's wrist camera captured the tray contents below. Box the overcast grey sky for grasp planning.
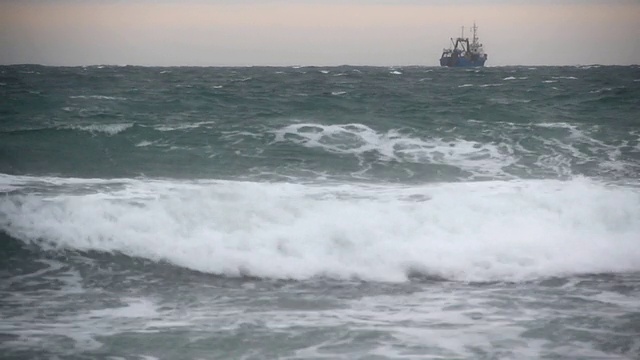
[1,0,638,66]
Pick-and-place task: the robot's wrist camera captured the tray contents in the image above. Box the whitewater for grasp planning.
[1,65,639,359]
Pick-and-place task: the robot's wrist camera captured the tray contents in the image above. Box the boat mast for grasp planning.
[472,22,478,45]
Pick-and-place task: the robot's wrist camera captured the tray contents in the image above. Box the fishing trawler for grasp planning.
[440,23,488,67]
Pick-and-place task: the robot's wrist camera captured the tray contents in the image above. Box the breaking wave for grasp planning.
[1,175,639,282]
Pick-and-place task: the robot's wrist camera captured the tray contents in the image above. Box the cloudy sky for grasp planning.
[1,0,638,66]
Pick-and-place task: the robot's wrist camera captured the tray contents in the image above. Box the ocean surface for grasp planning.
[1,64,640,359]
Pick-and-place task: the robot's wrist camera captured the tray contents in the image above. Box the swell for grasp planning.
[1,120,639,182]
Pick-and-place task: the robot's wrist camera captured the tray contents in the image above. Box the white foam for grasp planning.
[69,123,133,136]
[489,98,531,105]
[0,295,166,353]
[331,91,347,96]
[590,88,610,93]
[86,298,159,319]
[528,122,631,175]
[135,140,154,147]
[533,122,577,129]
[272,123,516,178]
[69,95,127,101]
[590,86,625,94]
[5,259,65,285]
[1,176,639,283]
[155,121,216,132]
[0,173,117,187]
[502,76,516,80]
[633,131,640,151]
[390,71,402,75]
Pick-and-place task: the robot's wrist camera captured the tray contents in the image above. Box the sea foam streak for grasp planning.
[1,176,639,282]
[67,123,133,135]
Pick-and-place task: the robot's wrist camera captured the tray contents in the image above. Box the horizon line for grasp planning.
[2,63,638,68]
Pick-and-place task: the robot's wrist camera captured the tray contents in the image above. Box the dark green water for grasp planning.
[2,65,639,181]
[1,65,639,359]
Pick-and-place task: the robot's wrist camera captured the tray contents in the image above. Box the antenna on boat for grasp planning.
[461,26,465,39]
[472,22,478,45]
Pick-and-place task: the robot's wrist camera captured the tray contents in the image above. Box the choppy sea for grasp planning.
[1,64,640,359]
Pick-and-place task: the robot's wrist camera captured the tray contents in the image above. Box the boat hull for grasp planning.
[440,56,486,67]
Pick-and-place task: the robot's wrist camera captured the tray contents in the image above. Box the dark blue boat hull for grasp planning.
[440,56,486,67]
